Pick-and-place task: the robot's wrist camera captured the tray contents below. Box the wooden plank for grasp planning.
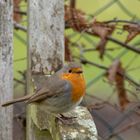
[27,0,97,139]
[27,0,64,140]
[0,0,13,140]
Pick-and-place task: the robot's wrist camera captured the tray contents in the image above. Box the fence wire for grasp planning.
[14,0,140,139]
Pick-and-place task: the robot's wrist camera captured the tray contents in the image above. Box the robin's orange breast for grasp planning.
[61,73,86,102]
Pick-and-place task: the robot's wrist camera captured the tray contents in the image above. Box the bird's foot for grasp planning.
[56,114,77,124]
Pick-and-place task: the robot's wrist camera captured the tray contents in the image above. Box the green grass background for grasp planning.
[14,0,140,100]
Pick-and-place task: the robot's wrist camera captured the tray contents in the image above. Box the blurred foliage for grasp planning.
[13,0,140,139]
[64,1,140,139]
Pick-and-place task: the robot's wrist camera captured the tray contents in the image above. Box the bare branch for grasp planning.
[79,58,140,88]
[14,9,27,15]
[70,0,76,8]
[107,36,140,54]
[14,21,27,32]
[104,19,139,25]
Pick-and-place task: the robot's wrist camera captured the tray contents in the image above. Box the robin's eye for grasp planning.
[69,69,72,73]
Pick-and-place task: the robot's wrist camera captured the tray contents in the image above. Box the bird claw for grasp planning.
[56,114,77,124]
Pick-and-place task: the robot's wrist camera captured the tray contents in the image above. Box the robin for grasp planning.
[2,62,86,115]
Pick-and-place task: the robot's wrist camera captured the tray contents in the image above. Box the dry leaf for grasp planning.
[91,20,115,39]
[107,59,129,110]
[91,20,115,58]
[65,5,87,31]
[96,39,108,59]
[65,6,116,59]
[108,59,121,82]
[13,0,22,23]
[123,24,140,43]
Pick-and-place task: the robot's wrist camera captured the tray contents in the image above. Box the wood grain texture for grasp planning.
[27,0,64,140]
[27,0,97,139]
[53,106,98,140]
[28,0,64,74]
[0,0,13,140]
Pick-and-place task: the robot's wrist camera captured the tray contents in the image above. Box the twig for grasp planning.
[70,0,76,8]
[17,70,26,79]
[14,21,27,32]
[14,9,27,15]
[66,22,140,54]
[14,78,25,85]
[79,58,140,88]
[104,19,140,25]
[66,27,140,54]
[107,36,140,54]
[83,47,120,52]
[80,58,107,70]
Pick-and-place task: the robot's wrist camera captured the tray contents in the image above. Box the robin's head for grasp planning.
[62,62,83,74]
[61,62,86,103]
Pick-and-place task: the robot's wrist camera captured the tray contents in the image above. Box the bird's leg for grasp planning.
[56,114,77,124]
[60,114,76,120]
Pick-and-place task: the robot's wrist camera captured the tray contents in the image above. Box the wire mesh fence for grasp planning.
[13,0,140,139]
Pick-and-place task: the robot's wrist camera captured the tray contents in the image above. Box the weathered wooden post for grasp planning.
[27,0,64,139]
[27,0,97,139]
[0,0,13,140]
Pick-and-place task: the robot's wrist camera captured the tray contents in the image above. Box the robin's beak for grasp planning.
[72,68,83,74]
[76,69,83,73]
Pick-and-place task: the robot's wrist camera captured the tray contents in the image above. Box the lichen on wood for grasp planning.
[27,0,97,139]
[0,0,13,140]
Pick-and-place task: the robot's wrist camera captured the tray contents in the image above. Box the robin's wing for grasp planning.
[26,75,71,104]
[26,90,53,104]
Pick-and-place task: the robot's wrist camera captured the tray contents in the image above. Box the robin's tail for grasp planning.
[1,94,31,107]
